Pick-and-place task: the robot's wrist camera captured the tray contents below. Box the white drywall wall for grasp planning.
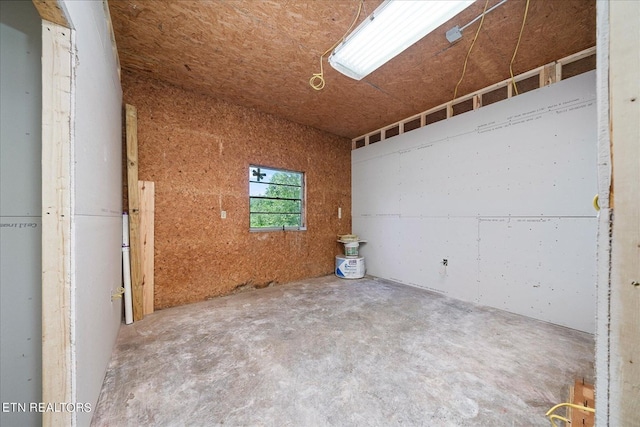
[60,1,123,425]
[352,72,597,333]
[0,2,42,425]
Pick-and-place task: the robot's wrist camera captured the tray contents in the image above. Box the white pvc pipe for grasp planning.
[122,213,133,325]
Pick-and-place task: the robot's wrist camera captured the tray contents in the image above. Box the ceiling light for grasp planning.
[328,0,476,80]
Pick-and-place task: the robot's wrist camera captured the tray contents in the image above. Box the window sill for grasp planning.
[250,226,307,233]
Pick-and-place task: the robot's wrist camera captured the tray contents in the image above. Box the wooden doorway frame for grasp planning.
[34,1,74,425]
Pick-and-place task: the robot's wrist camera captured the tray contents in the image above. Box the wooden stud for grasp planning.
[139,181,155,315]
[473,94,482,110]
[540,62,559,87]
[569,380,595,427]
[446,102,453,119]
[41,21,73,427]
[126,104,144,321]
[32,0,69,27]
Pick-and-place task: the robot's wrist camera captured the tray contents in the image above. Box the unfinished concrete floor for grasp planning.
[92,275,594,426]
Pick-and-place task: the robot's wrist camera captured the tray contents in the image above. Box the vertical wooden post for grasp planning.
[473,94,483,110]
[126,104,144,321]
[540,62,559,87]
[139,181,155,315]
[555,62,563,83]
[41,21,73,427]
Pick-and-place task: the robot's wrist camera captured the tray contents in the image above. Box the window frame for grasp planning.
[249,165,307,232]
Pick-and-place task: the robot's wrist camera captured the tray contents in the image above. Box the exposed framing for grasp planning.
[41,20,73,427]
[352,46,596,149]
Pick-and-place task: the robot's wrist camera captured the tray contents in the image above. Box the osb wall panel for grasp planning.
[122,71,352,309]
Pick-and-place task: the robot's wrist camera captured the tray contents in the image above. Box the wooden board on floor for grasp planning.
[139,180,155,315]
[126,104,144,321]
[569,380,595,427]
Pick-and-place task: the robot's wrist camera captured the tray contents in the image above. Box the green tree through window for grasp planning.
[250,166,304,229]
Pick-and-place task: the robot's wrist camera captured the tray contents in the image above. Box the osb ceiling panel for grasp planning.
[109,0,596,139]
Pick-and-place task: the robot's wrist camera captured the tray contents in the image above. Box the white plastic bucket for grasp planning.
[344,241,359,257]
[335,255,365,279]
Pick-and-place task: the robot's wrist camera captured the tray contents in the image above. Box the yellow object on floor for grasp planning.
[546,380,595,427]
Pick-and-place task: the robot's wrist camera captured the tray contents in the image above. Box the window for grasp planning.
[249,165,305,231]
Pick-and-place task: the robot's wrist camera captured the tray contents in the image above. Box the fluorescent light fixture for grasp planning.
[328,0,475,80]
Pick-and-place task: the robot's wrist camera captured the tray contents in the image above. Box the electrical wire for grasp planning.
[548,414,570,427]
[509,0,530,95]
[309,0,363,91]
[545,402,595,427]
[453,0,490,101]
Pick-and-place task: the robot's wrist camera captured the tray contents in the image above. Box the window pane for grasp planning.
[250,198,301,214]
[249,165,304,230]
[250,168,302,185]
[250,213,301,228]
[250,182,301,199]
